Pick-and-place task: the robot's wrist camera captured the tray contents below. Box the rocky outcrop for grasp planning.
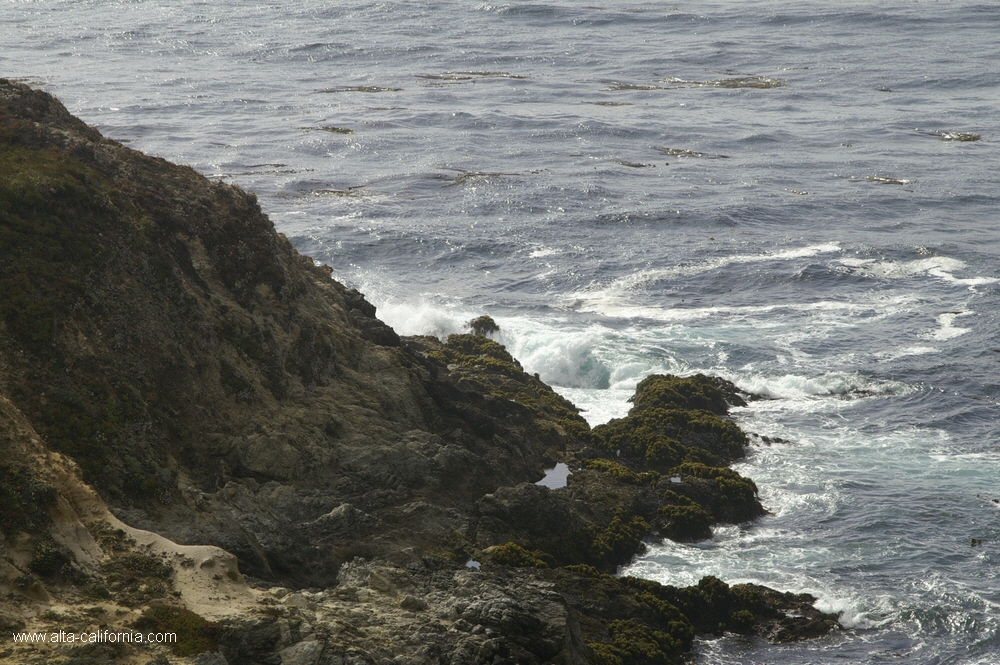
[0,78,571,586]
[0,79,838,664]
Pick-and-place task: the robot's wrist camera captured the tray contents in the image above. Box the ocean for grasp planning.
[5,1,1000,662]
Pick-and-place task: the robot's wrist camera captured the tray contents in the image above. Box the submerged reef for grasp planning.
[0,79,838,664]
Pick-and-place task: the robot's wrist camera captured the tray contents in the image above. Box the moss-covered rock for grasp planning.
[669,462,764,524]
[586,510,651,570]
[489,542,555,568]
[430,333,522,374]
[657,503,716,541]
[592,407,748,471]
[629,373,747,416]
[583,458,659,486]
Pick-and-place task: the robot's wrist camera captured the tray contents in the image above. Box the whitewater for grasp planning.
[5,1,1000,662]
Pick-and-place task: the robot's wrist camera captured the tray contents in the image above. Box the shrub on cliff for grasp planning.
[134,606,220,656]
[0,465,55,535]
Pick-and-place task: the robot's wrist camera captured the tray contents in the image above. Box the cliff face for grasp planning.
[1,78,573,585]
[0,80,837,665]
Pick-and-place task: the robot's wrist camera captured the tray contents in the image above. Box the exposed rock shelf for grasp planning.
[0,79,838,665]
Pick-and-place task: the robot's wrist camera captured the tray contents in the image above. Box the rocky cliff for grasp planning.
[0,79,838,665]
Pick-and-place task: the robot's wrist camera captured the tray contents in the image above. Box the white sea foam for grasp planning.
[576,243,842,309]
[729,371,912,401]
[373,299,469,338]
[571,292,922,326]
[528,246,559,258]
[556,386,635,425]
[929,311,973,341]
[814,595,884,630]
[875,345,941,360]
[840,256,999,287]
[574,299,857,323]
[500,322,613,389]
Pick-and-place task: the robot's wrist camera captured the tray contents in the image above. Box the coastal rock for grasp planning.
[0,79,839,664]
[278,639,324,665]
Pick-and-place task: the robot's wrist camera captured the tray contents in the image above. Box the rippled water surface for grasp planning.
[6,2,1000,662]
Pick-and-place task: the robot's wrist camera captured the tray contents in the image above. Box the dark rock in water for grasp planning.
[0,79,839,664]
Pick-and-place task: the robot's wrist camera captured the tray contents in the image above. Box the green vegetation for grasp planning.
[570,374,761,552]
[0,124,172,505]
[0,120,154,352]
[429,333,523,376]
[515,548,829,663]
[28,537,73,577]
[588,619,688,665]
[586,510,651,569]
[592,407,747,472]
[670,462,761,523]
[490,542,554,568]
[0,465,55,535]
[656,504,715,541]
[134,605,220,656]
[89,521,137,553]
[620,575,767,637]
[429,334,589,432]
[556,569,789,665]
[0,142,101,353]
[102,552,172,606]
[629,374,741,416]
[584,458,659,486]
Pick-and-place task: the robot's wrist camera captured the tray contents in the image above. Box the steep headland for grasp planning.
[0,79,838,664]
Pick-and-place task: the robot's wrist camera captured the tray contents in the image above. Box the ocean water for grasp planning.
[6,1,1000,662]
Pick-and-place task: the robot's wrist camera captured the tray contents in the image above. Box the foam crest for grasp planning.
[732,371,912,401]
[579,242,842,303]
[528,245,559,258]
[572,291,924,325]
[874,345,940,360]
[503,325,612,389]
[368,296,623,394]
[555,387,635,426]
[929,311,972,341]
[840,256,999,287]
[813,595,885,630]
[375,299,469,338]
